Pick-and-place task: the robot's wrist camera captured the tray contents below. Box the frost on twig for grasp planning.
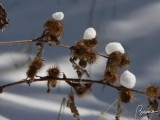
[145,85,160,98]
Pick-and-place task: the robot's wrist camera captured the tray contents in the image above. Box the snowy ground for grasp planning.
[0,0,160,120]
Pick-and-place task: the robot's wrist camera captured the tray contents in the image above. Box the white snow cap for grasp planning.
[120,70,136,88]
[83,27,96,39]
[105,42,125,54]
[52,12,64,21]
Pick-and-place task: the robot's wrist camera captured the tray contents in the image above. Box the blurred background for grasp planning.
[0,0,160,120]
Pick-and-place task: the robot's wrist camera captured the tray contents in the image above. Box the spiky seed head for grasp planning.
[120,54,130,67]
[72,42,88,59]
[108,51,123,67]
[119,88,134,103]
[75,83,92,97]
[104,69,119,84]
[47,66,60,78]
[44,20,63,38]
[145,85,160,98]
[26,57,43,79]
[85,51,97,64]
[83,38,98,48]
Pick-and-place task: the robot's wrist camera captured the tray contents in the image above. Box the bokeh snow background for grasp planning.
[0,0,160,120]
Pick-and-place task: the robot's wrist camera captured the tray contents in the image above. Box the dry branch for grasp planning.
[0,77,145,95]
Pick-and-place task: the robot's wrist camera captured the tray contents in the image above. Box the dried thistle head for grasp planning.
[48,80,57,88]
[120,54,130,68]
[44,20,63,39]
[76,40,85,47]
[85,50,97,64]
[72,41,88,59]
[104,69,119,84]
[74,83,92,97]
[47,66,60,92]
[108,51,123,67]
[26,57,43,79]
[145,85,160,98]
[72,47,97,64]
[71,38,98,65]
[47,66,60,78]
[119,88,134,103]
[82,38,98,48]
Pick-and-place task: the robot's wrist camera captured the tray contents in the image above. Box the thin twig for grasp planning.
[0,39,70,49]
[57,97,66,120]
[36,42,44,58]
[48,42,70,49]
[0,40,37,45]
[0,39,107,59]
[0,77,145,94]
[97,53,108,58]
[98,99,119,120]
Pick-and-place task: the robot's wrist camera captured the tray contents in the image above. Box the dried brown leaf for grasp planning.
[67,94,81,120]
[70,57,90,78]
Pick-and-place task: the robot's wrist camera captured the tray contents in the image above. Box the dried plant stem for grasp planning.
[0,39,108,58]
[115,99,123,120]
[49,42,70,49]
[0,40,37,45]
[0,39,70,49]
[97,53,108,58]
[0,77,145,94]
[36,42,44,58]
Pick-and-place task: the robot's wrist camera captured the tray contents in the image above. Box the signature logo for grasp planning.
[135,105,159,119]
